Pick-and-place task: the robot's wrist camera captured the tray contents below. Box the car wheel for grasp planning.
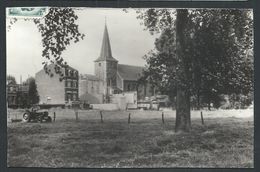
[22,112,30,122]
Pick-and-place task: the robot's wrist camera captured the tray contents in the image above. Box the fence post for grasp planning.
[162,112,165,124]
[128,113,131,124]
[53,112,56,122]
[75,110,78,122]
[201,111,204,125]
[100,111,103,123]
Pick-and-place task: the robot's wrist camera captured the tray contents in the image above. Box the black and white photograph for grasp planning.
[6,7,253,168]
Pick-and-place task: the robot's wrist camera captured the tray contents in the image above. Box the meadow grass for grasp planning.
[7,109,253,168]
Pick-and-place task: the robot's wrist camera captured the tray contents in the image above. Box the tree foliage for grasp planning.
[190,10,253,105]
[137,9,253,109]
[8,7,85,80]
[27,77,39,105]
[23,77,40,105]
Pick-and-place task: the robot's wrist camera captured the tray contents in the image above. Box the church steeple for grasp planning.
[95,22,118,62]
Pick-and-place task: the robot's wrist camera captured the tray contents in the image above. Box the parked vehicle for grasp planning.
[153,95,170,107]
[22,106,52,123]
[137,100,151,110]
[137,95,170,110]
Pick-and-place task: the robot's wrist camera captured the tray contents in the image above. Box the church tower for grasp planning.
[94,22,118,99]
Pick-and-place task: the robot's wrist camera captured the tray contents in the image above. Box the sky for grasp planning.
[7,8,158,83]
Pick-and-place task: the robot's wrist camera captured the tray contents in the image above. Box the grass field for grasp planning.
[7,109,254,168]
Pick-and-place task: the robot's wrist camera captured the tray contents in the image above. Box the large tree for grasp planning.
[25,77,40,105]
[190,10,253,109]
[137,9,253,132]
[175,9,192,132]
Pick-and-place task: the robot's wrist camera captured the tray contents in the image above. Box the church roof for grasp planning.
[36,63,78,75]
[46,63,78,71]
[95,23,118,62]
[117,64,145,81]
[7,79,16,85]
[80,74,100,81]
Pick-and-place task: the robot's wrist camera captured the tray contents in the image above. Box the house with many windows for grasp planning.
[6,79,29,108]
[35,64,79,105]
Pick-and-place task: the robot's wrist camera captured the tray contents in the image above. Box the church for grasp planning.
[35,23,155,105]
[79,23,155,104]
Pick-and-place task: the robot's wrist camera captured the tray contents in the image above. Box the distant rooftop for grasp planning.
[117,64,145,81]
[35,63,78,76]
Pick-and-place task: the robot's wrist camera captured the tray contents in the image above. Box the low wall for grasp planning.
[127,103,138,109]
[111,92,138,110]
[91,103,119,111]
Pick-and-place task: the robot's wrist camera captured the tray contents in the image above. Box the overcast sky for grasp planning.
[7,8,158,83]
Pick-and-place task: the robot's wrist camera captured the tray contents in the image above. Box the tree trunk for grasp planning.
[175,87,191,132]
[197,90,200,110]
[175,9,191,132]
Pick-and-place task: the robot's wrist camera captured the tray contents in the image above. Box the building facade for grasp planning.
[6,79,29,108]
[6,80,18,106]
[35,64,79,105]
[79,74,104,104]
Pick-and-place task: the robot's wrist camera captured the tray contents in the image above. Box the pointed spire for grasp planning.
[95,20,118,62]
[100,23,112,58]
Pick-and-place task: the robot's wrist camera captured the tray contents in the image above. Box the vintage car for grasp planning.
[137,100,151,110]
[22,106,52,123]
